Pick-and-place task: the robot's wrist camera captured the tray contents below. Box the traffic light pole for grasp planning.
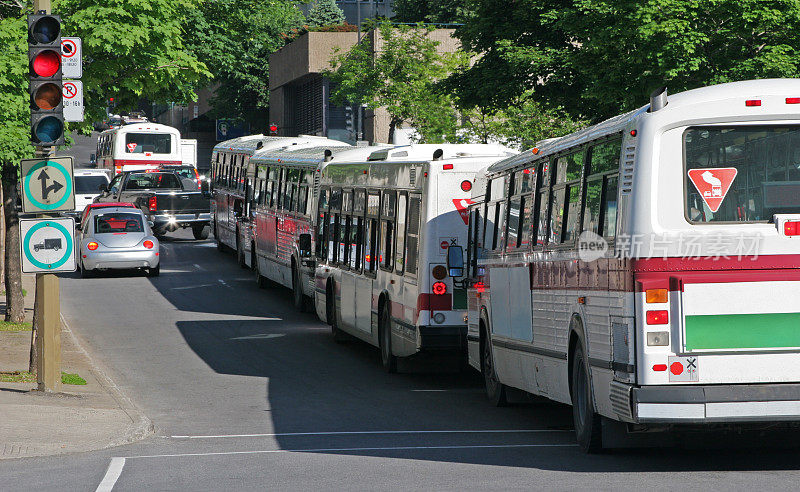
[29,0,62,393]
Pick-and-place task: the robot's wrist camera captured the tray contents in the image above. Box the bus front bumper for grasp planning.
[628,383,800,424]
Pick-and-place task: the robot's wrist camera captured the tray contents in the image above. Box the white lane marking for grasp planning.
[412,389,448,392]
[218,279,231,288]
[192,263,205,271]
[230,333,286,340]
[171,283,215,290]
[170,429,570,439]
[95,457,126,492]
[125,443,577,459]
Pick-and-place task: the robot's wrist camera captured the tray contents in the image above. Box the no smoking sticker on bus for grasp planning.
[688,167,738,213]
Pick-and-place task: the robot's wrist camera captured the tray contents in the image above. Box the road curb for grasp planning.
[60,314,155,449]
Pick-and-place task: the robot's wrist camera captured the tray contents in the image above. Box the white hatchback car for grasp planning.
[79,207,160,277]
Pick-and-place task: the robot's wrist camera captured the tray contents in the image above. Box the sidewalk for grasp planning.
[0,274,152,459]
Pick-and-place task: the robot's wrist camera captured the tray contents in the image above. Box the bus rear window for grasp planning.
[685,126,800,222]
[125,133,171,154]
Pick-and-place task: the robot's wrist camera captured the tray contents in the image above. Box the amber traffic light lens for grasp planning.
[33,83,62,110]
[32,50,60,77]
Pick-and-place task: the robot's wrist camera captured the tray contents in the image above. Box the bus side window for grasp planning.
[405,195,421,276]
[494,201,505,251]
[484,203,497,253]
[328,214,337,263]
[584,138,621,241]
[380,191,396,270]
[395,194,407,275]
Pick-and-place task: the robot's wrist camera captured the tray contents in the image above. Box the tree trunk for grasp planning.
[2,164,24,323]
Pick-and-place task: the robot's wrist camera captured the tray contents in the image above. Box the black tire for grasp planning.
[148,264,160,277]
[571,344,603,453]
[328,283,347,342]
[192,224,209,240]
[236,234,246,268]
[482,329,508,406]
[292,265,308,312]
[379,305,397,373]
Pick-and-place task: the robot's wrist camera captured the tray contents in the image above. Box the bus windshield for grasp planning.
[125,133,172,154]
[685,126,800,222]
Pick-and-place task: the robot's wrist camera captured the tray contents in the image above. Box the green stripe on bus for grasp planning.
[685,312,800,350]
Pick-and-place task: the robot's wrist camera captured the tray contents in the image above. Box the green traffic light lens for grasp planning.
[31,16,60,44]
[34,116,63,144]
[33,82,62,110]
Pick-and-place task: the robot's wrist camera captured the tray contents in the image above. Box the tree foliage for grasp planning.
[184,0,305,127]
[392,0,470,24]
[0,14,33,164]
[306,0,345,28]
[54,0,212,129]
[326,22,468,143]
[449,0,800,122]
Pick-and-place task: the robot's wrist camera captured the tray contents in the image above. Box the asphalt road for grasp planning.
[2,229,800,490]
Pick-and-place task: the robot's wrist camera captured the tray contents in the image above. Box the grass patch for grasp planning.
[0,321,32,331]
[0,371,87,385]
[0,289,27,297]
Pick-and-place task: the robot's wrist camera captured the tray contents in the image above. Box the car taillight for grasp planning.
[432,281,447,295]
[646,310,668,325]
[143,240,154,249]
[87,242,98,251]
[148,196,157,212]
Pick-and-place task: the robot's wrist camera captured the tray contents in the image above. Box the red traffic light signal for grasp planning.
[268,123,278,136]
[28,14,64,146]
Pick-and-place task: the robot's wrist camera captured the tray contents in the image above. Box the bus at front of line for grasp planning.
[246,144,361,311]
[96,123,182,175]
[464,79,800,452]
[210,135,345,257]
[314,144,516,372]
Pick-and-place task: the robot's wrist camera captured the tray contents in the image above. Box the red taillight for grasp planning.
[652,364,667,372]
[443,164,453,170]
[475,281,485,293]
[460,180,472,192]
[785,221,800,236]
[646,310,668,325]
[148,196,157,212]
[788,98,800,104]
[143,240,154,249]
[87,242,98,251]
[432,281,447,295]
[745,99,761,107]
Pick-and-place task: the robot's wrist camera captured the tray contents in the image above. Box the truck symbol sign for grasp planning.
[33,238,62,252]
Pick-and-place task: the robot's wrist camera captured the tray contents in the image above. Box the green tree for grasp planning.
[54,0,212,128]
[0,12,33,323]
[184,0,305,128]
[326,22,468,143]
[306,0,345,28]
[392,0,470,24]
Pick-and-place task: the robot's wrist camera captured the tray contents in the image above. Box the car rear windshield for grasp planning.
[124,173,181,190]
[94,213,144,233]
[685,126,800,222]
[75,175,108,194]
[125,133,171,154]
[166,167,197,181]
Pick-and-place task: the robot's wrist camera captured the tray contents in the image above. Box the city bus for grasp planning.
[96,123,182,174]
[210,135,341,256]
[463,79,800,452]
[313,144,516,372]
[246,143,359,310]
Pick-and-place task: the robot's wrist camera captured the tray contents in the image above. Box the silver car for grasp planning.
[79,207,160,277]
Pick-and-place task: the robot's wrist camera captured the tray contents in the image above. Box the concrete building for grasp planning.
[268,28,458,144]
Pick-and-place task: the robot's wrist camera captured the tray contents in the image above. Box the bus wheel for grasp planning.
[255,258,269,289]
[292,266,308,312]
[328,284,346,342]
[192,224,209,240]
[571,344,603,453]
[482,332,507,406]
[379,306,397,373]
[236,235,246,268]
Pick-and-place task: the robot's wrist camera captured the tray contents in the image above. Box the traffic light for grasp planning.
[268,123,278,136]
[28,13,64,146]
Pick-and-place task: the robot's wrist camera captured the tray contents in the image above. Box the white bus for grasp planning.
[313,144,516,372]
[96,123,183,174]
[463,79,800,452]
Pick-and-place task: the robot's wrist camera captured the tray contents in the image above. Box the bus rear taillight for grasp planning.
[432,281,447,295]
[785,221,800,236]
[148,196,157,212]
[646,310,668,324]
[460,180,472,192]
[645,289,668,303]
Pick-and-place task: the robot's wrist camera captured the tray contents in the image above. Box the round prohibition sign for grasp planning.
[24,160,73,210]
[23,221,73,270]
[63,82,78,99]
[61,39,77,57]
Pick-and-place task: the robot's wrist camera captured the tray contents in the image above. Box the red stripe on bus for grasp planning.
[632,255,800,272]
[417,293,452,312]
[636,269,800,292]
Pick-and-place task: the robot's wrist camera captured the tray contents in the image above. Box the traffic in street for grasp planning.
[4,228,800,490]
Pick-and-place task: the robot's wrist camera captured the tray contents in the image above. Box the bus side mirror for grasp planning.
[298,233,312,257]
[447,245,464,278]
